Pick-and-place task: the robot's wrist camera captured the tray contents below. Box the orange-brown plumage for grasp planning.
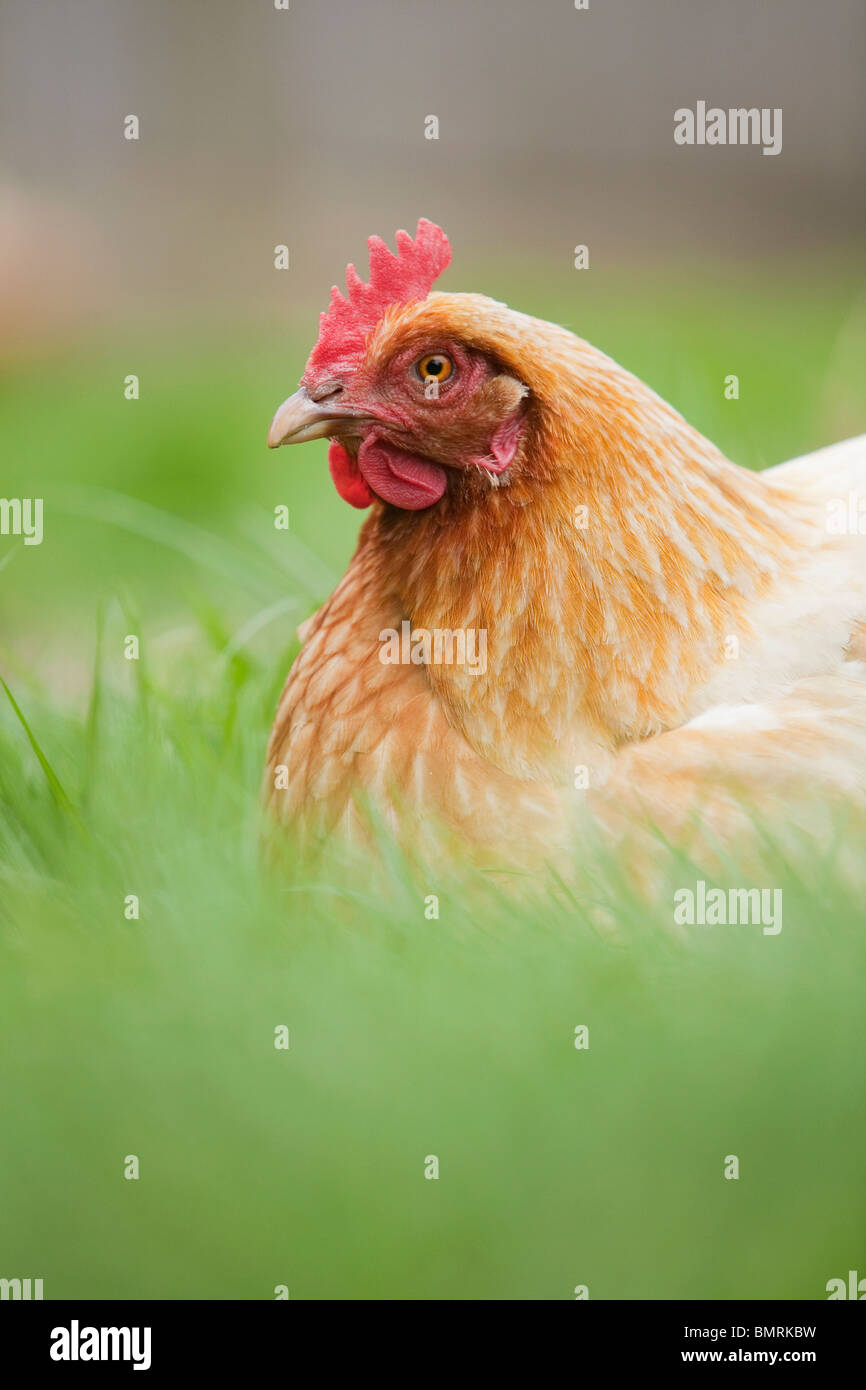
[265,222,866,872]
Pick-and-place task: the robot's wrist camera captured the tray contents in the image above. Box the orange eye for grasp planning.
[416,352,453,384]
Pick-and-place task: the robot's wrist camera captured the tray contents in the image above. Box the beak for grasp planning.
[267,387,371,449]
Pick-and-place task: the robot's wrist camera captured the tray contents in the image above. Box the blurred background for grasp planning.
[2,0,865,333]
[1,0,865,1301]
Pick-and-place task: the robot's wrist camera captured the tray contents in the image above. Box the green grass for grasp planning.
[1,265,865,1299]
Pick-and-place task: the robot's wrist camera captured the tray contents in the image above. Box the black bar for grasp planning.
[2,1299,860,1374]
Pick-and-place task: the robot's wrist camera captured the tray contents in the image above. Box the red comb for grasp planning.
[303,219,451,381]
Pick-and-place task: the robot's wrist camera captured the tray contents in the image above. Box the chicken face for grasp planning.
[266,222,528,510]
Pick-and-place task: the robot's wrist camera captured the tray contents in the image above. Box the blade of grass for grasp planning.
[0,676,74,814]
[82,603,106,806]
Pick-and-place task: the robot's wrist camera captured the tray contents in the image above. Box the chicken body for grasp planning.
[265,227,866,871]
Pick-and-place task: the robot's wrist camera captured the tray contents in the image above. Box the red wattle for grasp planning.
[328,441,374,509]
[357,434,448,511]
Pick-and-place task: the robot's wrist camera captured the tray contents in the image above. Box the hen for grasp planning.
[265,220,866,873]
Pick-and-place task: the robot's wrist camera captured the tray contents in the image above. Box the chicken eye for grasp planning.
[416,353,453,384]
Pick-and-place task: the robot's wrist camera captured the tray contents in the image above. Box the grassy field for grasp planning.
[1,264,865,1299]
